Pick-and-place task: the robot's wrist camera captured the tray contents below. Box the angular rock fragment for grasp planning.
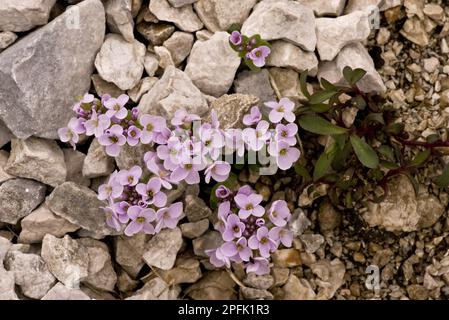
[149,0,203,32]
[137,22,175,45]
[185,270,236,300]
[126,277,180,299]
[234,69,276,107]
[0,0,56,32]
[63,149,90,187]
[163,31,194,65]
[114,233,148,278]
[82,139,115,179]
[297,0,346,17]
[91,74,125,98]
[180,219,209,239]
[0,151,14,184]
[208,94,259,129]
[0,120,12,148]
[105,0,135,42]
[128,77,158,103]
[192,231,223,257]
[143,228,183,270]
[266,40,318,75]
[0,267,18,300]
[42,283,90,300]
[143,52,159,77]
[0,31,17,52]
[157,256,202,285]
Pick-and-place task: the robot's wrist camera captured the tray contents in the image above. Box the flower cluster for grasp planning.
[207,185,293,275]
[98,165,183,236]
[229,31,271,70]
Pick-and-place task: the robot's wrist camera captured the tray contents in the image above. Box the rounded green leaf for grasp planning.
[298,115,348,135]
[350,135,379,169]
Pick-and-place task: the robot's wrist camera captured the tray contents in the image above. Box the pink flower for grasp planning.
[98,172,124,200]
[229,31,242,45]
[117,166,142,186]
[126,125,142,146]
[275,123,298,146]
[248,226,278,258]
[224,129,245,157]
[124,206,156,236]
[171,109,200,127]
[243,106,262,126]
[170,160,205,185]
[223,214,246,241]
[234,193,264,219]
[206,247,231,268]
[139,114,167,144]
[155,202,183,232]
[135,177,167,208]
[248,46,271,67]
[243,120,271,151]
[146,158,173,190]
[245,257,270,275]
[268,140,300,170]
[104,94,129,120]
[204,161,231,183]
[98,124,127,157]
[269,227,294,247]
[265,98,296,123]
[268,200,291,227]
[104,206,121,232]
[221,238,252,262]
[84,110,111,137]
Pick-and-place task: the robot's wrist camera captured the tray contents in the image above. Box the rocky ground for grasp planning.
[1,0,449,300]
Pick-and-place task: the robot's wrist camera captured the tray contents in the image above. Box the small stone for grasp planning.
[268,67,304,102]
[77,238,117,292]
[208,94,259,129]
[46,182,116,237]
[184,195,212,222]
[154,45,175,69]
[0,0,105,139]
[41,234,89,288]
[105,0,135,42]
[180,219,209,239]
[241,0,316,51]
[5,137,66,187]
[271,267,290,287]
[0,236,12,264]
[149,0,203,32]
[143,52,159,76]
[194,0,257,32]
[423,4,444,21]
[240,287,273,300]
[400,17,429,47]
[195,29,213,41]
[136,22,175,45]
[138,66,208,118]
[353,252,366,263]
[115,143,152,170]
[318,201,341,233]
[234,69,276,107]
[128,77,158,103]
[126,277,180,299]
[143,227,183,270]
[19,204,79,243]
[82,139,115,179]
[185,270,236,300]
[95,34,146,90]
[168,0,198,7]
[117,269,139,292]
[0,178,46,224]
[157,256,202,285]
[4,251,56,299]
[42,283,90,300]
[266,40,318,75]
[318,42,386,94]
[407,284,429,300]
[0,121,12,148]
[114,233,149,278]
[297,0,346,17]
[316,11,371,61]
[311,259,345,299]
[376,27,391,45]
[423,57,439,73]
[300,234,325,254]
[344,0,382,13]
[0,268,19,300]
[272,249,302,268]
[416,194,445,229]
[163,31,194,65]
[0,31,17,52]
[63,149,90,187]
[243,273,274,290]
[193,231,223,257]
[0,151,14,184]
[283,275,316,300]
[91,74,125,98]
[185,32,241,97]
[0,0,56,32]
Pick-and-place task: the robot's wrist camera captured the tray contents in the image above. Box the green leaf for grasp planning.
[311,103,331,113]
[350,135,379,169]
[434,164,449,187]
[426,134,439,143]
[365,113,385,125]
[320,78,337,91]
[299,71,311,99]
[209,172,238,209]
[332,141,352,171]
[409,149,431,167]
[380,160,399,170]
[227,23,241,33]
[309,90,338,105]
[294,163,312,181]
[377,145,395,161]
[352,95,367,110]
[386,122,405,135]
[298,115,348,135]
[343,66,367,85]
[313,144,337,181]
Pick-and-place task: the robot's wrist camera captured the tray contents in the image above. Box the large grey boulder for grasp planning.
[0,0,105,139]
[0,0,56,32]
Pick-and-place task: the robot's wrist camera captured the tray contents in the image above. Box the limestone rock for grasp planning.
[138,66,208,118]
[180,219,209,239]
[115,143,153,170]
[283,275,316,300]
[317,43,386,94]
[0,237,11,264]
[208,94,259,129]
[0,151,14,184]
[95,34,146,90]
[168,0,198,8]
[0,31,17,52]
[19,204,79,244]
[126,277,180,299]
[0,0,56,32]
[154,45,175,69]
[0,267,18,300]
[63,149,90,187]
[272,249,302,268]
[185,32,241,97]
[316,11,371,61]
[194,0,257,32]
[186,270,236,300]
[143,227,183,270]
[241,287,274,300]
[400,17,429,47]
[185,195,212,222]
[243,273,274,290]
[4,251,56,299]
[41,234,89,288]
[128,77,158,102]
[0,0,105,139]
[234,69,276,107]
[143,52,159,76]
[5,138,66,187]
[311,259,345,299]
[91,74,125,98]
[0,178,46,224]
[163,31,194,65]
[46,182,116,237]
[0,120,12,148]
[297,0,345,16]
[192,231,223,257]
[266,40,318,75]
[149,0,203,32]
[42,282,90,300]
[105,0,135,42]
[82,139,115,179]
[157,257,202,285]
[241,0,316,51]
[114,233,148,278]
[136,22,175,45]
